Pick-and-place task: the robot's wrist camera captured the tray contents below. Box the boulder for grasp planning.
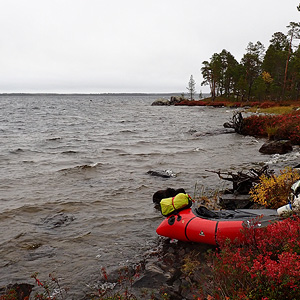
[151,98,170,106]
[147,169,176,178]
[42,212,75,229]
[169,96,183,105]
[259,140,293,155]
[151,96,183,106]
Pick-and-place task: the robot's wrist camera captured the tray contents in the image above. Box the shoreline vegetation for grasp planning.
[177,97,300,145]
[2,98,300,300]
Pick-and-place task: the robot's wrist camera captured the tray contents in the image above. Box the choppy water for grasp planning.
[0,94,299,298]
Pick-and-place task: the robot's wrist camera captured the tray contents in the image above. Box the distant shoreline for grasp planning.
[0,92,185,97]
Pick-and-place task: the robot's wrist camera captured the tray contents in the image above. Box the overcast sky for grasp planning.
[0,0,299,94]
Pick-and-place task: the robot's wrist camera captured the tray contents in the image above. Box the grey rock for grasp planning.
[151,96,183,106]
[147,169,177,178]
[151,98,171,106]
[259,140,293,154]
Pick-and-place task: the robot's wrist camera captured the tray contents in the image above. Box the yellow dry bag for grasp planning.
[160,193,192,216]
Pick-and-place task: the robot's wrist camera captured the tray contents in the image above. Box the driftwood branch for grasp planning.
[206,165,274,194]
[223,112,244,133]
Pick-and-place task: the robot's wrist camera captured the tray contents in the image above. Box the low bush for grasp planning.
[206,216,300,300]
[241,111,300,144]
[249,167,300,208]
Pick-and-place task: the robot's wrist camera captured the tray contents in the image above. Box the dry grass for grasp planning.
[248,105,298,115]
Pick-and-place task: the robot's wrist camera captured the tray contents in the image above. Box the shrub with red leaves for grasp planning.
[208,217,300,300]
[258,102,277,109]
[241,111,300,144]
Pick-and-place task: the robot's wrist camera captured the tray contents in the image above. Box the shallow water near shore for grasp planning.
[0,94,299,298]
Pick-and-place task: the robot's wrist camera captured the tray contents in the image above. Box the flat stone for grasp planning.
[219,194,252,209]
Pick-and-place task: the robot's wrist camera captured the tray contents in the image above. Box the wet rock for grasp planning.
[22,242,43,250]
[259,140,293,154]
[169,96,183,105]
[151,98,169,105]
[133,262,169,288]
[0,283,34,300]
[147,170,177,178]
[167,247,175,254]
[151,98,170,106]
[91,239,215,300]
[152,188,186,205]
[166,268,182,286]
[151,96,183,106]
[178,248,186,257]
[42,212,75,229]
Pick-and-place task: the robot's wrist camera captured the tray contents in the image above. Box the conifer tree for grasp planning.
[283,22,300,95]
[186,75,196,100]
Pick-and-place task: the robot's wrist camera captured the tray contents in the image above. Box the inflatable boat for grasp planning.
[156,207,280,246]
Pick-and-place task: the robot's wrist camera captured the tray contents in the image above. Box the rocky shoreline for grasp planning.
[85,237,215,300]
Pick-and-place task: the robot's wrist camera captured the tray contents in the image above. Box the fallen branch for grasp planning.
[206,165,274,194]
[223,111,244,133]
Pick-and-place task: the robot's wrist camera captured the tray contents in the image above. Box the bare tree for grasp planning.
[186,75,196,100]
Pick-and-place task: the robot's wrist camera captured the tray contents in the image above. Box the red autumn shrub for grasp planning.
[248,102,260,107]
[258,102,277,109]
[227,102,242,107]
[241,115,274,137]
[207,102,227,107]
[241,111,300,144]
[208,216,300,300]
[175,100,209,106]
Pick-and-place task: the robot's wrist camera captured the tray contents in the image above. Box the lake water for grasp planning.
[0,94,299,298]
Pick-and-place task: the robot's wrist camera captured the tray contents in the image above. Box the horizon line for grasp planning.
[0,92,191,96]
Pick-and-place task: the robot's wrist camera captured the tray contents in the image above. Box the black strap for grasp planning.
[215,221,219,246]
[184,217,196,241]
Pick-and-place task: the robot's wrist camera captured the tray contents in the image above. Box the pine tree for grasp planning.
[186,75,196,100]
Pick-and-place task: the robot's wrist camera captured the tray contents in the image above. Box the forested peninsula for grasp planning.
[199,22,300,102]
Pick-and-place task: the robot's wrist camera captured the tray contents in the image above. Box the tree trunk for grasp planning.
[283,31,293,98]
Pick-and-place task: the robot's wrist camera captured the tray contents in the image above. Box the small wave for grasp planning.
[192,128,234,137]
[119,130,136,134]
[9,148,24,154]
[61,150,78,154]
[0,204,44,218]
[59,162,102,173]
[9,148,42,155]
[266,150,300,166]
[132,152,163,157]
[193,147,206,152]
[187,129,197,134]
[103,148,129,155]
[71,231,92,241]
[22,160,35,164]
[136,140,153,145]
[47,137,62,141]
[27,245,56,261]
